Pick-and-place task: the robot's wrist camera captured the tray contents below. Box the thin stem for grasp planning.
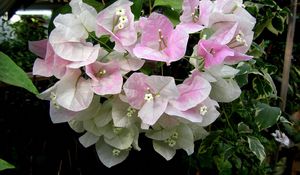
[89,33,112,52]
[184,55,199,59]
[149,0,153,14]
[175,78,184,82]
[223,109,234,130]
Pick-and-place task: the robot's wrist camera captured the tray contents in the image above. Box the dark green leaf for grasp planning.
[131,0,143,20]
[248,41,266,58]
[83,0,104,12]
[0,52,38,95]
[235,74,248,87]
[247,136,266,163]
[214,156,232,175]
[271,15,285,33]
[244,2,259,16]
[0,159,15,171]
[153,0,182,10]
[162,7,180,25]
[255,103,281,131]
[252,77,273,98]
[254,18,272,39]
[238,122,253,134]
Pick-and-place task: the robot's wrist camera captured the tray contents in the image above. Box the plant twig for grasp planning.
[280,0,297,111]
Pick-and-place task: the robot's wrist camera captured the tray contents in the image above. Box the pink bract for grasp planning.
[49,14,100,66]
[166,98,219,125]
[178,0,213,33]
[96,0,137,50]
[30,39,70,79]
[197,39,234,68]
[169,71,211,111]
[133,12,189,65]
[123,73,179,125]
[85,61,123,95]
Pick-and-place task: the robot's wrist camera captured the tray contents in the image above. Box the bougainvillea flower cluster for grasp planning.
[30,0,255,167]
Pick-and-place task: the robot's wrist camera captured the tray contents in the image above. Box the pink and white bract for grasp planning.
[30,0,256,167]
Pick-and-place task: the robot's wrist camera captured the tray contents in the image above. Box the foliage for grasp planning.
[244,0,290,38]
[0,15,48,71]
[144,0,293,174]
[0,159,15,171]
[0,51,38,94]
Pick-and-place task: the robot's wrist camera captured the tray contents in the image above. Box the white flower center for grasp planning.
[117,22,125,29]
[144,93,154,101]
[199,105,208,115]
[126,107,136,117]
[115,7,126,16]
[113,127,123,134]
[164,131,179,147]
[171,132,178,139]
[119,15,128,24]
[50,92,60,109]
[112,149,121,156]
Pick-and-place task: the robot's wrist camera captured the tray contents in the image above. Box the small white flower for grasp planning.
[171,132,178,139]
[119,15,128,24]
[126,107,136,117]
[112,148,121,156]
[199,105,208,115]
[168,139,176,147]
[144,93,154,101]
[117,22,125,30]
[115,7,126,16]
[113,127,123,134]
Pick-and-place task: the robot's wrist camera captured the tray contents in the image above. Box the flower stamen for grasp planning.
[95,69,106,78]
[112,149,121,156]
[199,105,208,115]
[115,7,126,16]
[192,7,200,23]
[158,29,167,50]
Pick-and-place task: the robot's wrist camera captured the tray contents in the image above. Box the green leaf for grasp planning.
[248,41,266,58]
[254,18,272,39]
[255,103,281,131]
[235,74,248,87]
[83,0,104,12]
[0,159,15,171]
[252,77,273,98]
[238,122,253,134]
[153,0,183,10]
[261,69,277,96]
[271,15,285,34]
[266,21,279,35]
[244,2,259,16]
[0,52,38,94]
[131,0,143,20]
[162,7,181,25]
[214,156,232,175]
[247,136,266,163]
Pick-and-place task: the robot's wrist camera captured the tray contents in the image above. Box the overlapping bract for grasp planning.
[30,0,255,167]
